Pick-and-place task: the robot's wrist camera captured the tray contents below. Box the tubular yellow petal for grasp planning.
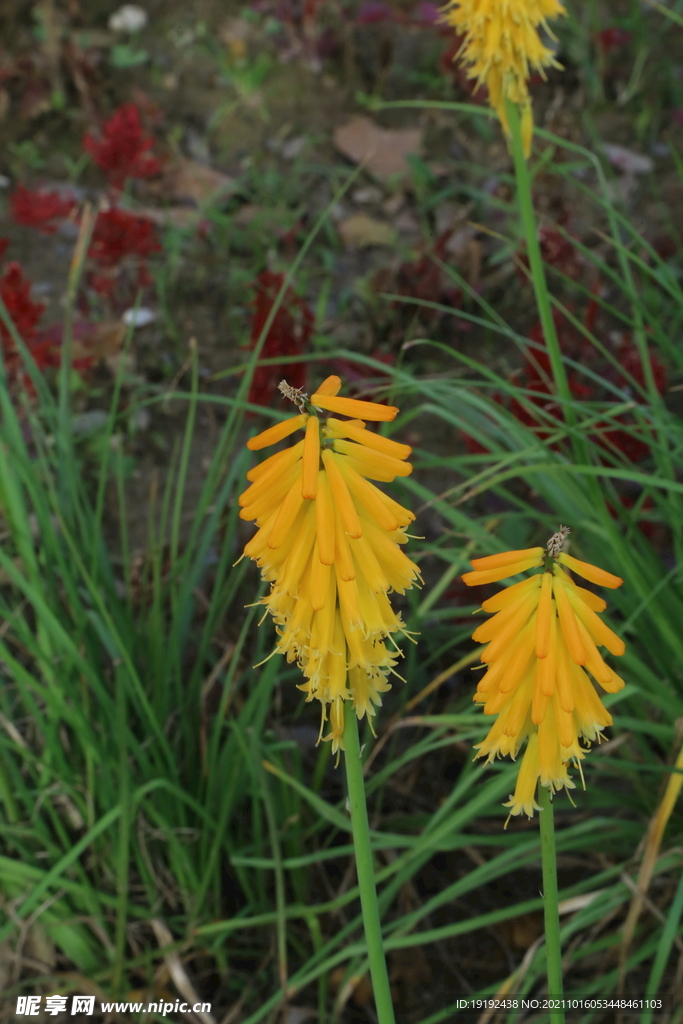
[476,654,513,695]
[504,733,541,818]
[462,555,544,586]
[535,573,554,659]
[310,394,398,421]
[239,464,301,523]
[552,692,576,749]
[247,413,308,450]
[277,503,317,596]
[268,478,306,549]
[328,616,350,697]
[302,416,320,500]
[316,375,342,397]
[574,618,614,687]
[497,616,537,694]
[502,674,533,739]
[470,547,545,571]
[311,571,337,651]
[309,542,331,612]
[531,666,549,725]
[281,561,314,639]
[325,417,412,460]
[475,712,512,758]
[472,587,540,644]
[333,440,412,480]
[480,593,538,663]
[537,707,561,784]
[555,630,575,713]
[599,667,626,694]
[336,460,400,532]
[316,471,335,565]
[552,576,586,665]
[358,516,421,593]
[374,486,415,526]
[338,575,361,630]
[564,586,625,657]
[333,503,356,581]
[240,443,304,507]
[480,574,542,613]
[571,662,613,733]
[324,695,346,754]
[558,553,623,589]
[538,606,557,696]
[341,456,394,484]
[351,531,390,594]
[243,508,279,560]
[322,449,362,539]
[557,570,607,613]
[246,438,305,483]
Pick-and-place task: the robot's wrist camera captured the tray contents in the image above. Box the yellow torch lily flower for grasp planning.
[441,0,566,156]
[239,377,420,753]
[462,527,624,818]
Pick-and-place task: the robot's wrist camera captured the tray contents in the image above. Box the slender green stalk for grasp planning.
[538,783,565,1021]
[506,100,574,430]
[342,700,396,1024]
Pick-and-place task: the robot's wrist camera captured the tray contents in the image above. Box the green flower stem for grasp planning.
[506,99,575,434]
[538,782,565,1021]
[343,700,396,1024]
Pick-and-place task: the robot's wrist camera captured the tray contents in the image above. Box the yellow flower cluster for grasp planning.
[239,376,420,752]
[463,529,625,817]
[441,0,566,156]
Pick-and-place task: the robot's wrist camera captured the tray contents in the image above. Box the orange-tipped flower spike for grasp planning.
[463,525,625,820]
[239,378,421,755]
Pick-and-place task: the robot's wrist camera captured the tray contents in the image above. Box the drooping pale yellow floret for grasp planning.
[239,376,420,753]
[441,0,566,156]
[462,527,625,819]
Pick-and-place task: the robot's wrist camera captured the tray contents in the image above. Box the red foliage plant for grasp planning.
[0,251,96,397]
[247,271,313,408]
[88,207,161,267]
[0,260,45,348]
[9,184,75,235]
[83,104,162,189]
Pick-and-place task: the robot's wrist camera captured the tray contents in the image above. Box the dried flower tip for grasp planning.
[547,525,570,559]
[278,380,309,413]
